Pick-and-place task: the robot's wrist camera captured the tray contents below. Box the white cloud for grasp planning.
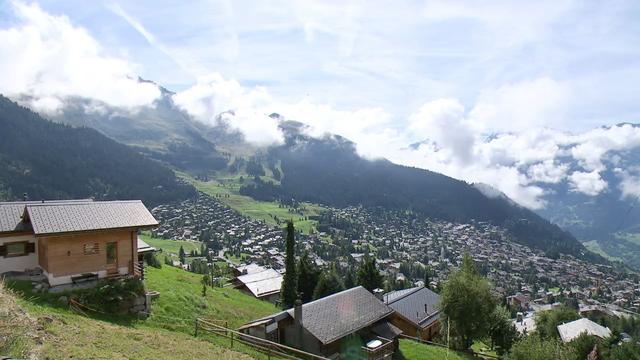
[173,73,283,146]
[469,77,571,132]
[0,1,160,113]
[618,168,640,200]
[527,160,569,184]
[568,170,608,196]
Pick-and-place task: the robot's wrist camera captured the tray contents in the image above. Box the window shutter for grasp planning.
[0,245,5,257]
[26,242,36,254]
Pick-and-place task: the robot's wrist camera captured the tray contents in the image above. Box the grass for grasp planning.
[144,264,279,330]
[6,263,284,359]
[140,233,202,254]
[397,339,475,360]
[583,240,622,262]
[179,172,325,234]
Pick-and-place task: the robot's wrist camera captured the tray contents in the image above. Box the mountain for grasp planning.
[0,95,195,206]
[533,139,640,268]
[238,122,603,263]
[28,81,228,174]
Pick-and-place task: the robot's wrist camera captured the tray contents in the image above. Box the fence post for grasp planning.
[231,331,234,348]
[195,318,199,337]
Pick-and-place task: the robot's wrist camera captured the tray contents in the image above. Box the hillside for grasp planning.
[4,263,279,359]
[42,84,228,174]
[238,123,603,262]
[533,139,640,268]
[0,95,195,206]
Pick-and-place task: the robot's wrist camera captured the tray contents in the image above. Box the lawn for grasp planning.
[397,339,475,360]
[140,233,202,255]
[179,172,325,234]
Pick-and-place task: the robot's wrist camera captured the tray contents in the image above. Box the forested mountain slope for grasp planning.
[0,95,194,205]
[239,122,604,263]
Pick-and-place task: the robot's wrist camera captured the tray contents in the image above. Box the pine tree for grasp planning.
[313,269,345,300]
[344,268,355,289]
[179,245,186,265]
[357,254,383,292]
[424,271,430,289]
[297,251,320,302]
[281,221,298,308]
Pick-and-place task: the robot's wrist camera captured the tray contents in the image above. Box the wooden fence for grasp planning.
[194,318,328,360]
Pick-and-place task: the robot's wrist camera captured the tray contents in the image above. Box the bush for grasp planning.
[507,336,575,360]
[74,277,144,314]
[144,252,162,269]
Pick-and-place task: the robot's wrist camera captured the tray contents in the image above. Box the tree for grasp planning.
[440,252,496,350]
[344,268,355,289]
[313,269,345,300]
[179,245,186,265]
[506,336,575,360]
[297,251,320,303]
[281,221,298,308]
[357,254,383,292]
[488,306,519,355]
[535,306,580,340]
[424,271,430,289]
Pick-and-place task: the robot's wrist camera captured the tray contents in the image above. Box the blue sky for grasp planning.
[7,0,639,130]
[1,0,640,207]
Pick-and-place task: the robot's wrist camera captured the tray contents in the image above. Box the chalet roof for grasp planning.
[557,318,612,343]
[0,199,93,234]
[286,286,394,345]
[24,200,158,236]
[137,237,156,254]
[236,268,283,298]
[384,287,441,328]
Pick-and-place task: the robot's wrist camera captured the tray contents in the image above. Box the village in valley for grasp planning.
[149,190,640,342]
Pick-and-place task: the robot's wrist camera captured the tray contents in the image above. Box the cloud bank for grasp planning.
[2,1,640,210]
[0,2,160,114]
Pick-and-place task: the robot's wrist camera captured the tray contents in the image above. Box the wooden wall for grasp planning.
[39,229,136,277]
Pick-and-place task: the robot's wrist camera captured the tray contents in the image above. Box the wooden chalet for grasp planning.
[240,286,402,359]
[383,286,441,341]
[0,199,158,287]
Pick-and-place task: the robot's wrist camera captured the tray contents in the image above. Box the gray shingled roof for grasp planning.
[0,200,93,234]
[285,286,394,345]
[384,287,441,328]
[25,200,158,235]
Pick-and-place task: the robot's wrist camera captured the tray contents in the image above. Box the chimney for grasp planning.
[424,304,428,314]
[23,193,28,201]
[294,298,303,327]
[294,296,303,348]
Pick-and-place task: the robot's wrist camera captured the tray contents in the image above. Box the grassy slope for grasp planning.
[179,172,325,234]
[397,339,474,360]
[144,264,279,330]
[584,240,622,262]
[140,234,202,255]
[7,263,282,359]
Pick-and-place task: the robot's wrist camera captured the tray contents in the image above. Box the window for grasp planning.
[4,241,28,257]
[84,243,99,255]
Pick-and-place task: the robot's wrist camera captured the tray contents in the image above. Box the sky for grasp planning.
[1,0,640,208]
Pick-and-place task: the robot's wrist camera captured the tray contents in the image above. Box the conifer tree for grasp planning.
[297,251,320,302]
[357,254,383,292]
[179,245,186,265]
[313,268,345,299]
[281,221,298,308]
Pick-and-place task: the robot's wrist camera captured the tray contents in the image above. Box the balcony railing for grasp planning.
[132,260,145,280]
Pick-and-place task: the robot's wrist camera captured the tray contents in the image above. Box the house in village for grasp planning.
[557,318,612,343]
[0,199,158,287]
[383,286,441,341]
[239,286,402,359]
[234,266,283,304]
